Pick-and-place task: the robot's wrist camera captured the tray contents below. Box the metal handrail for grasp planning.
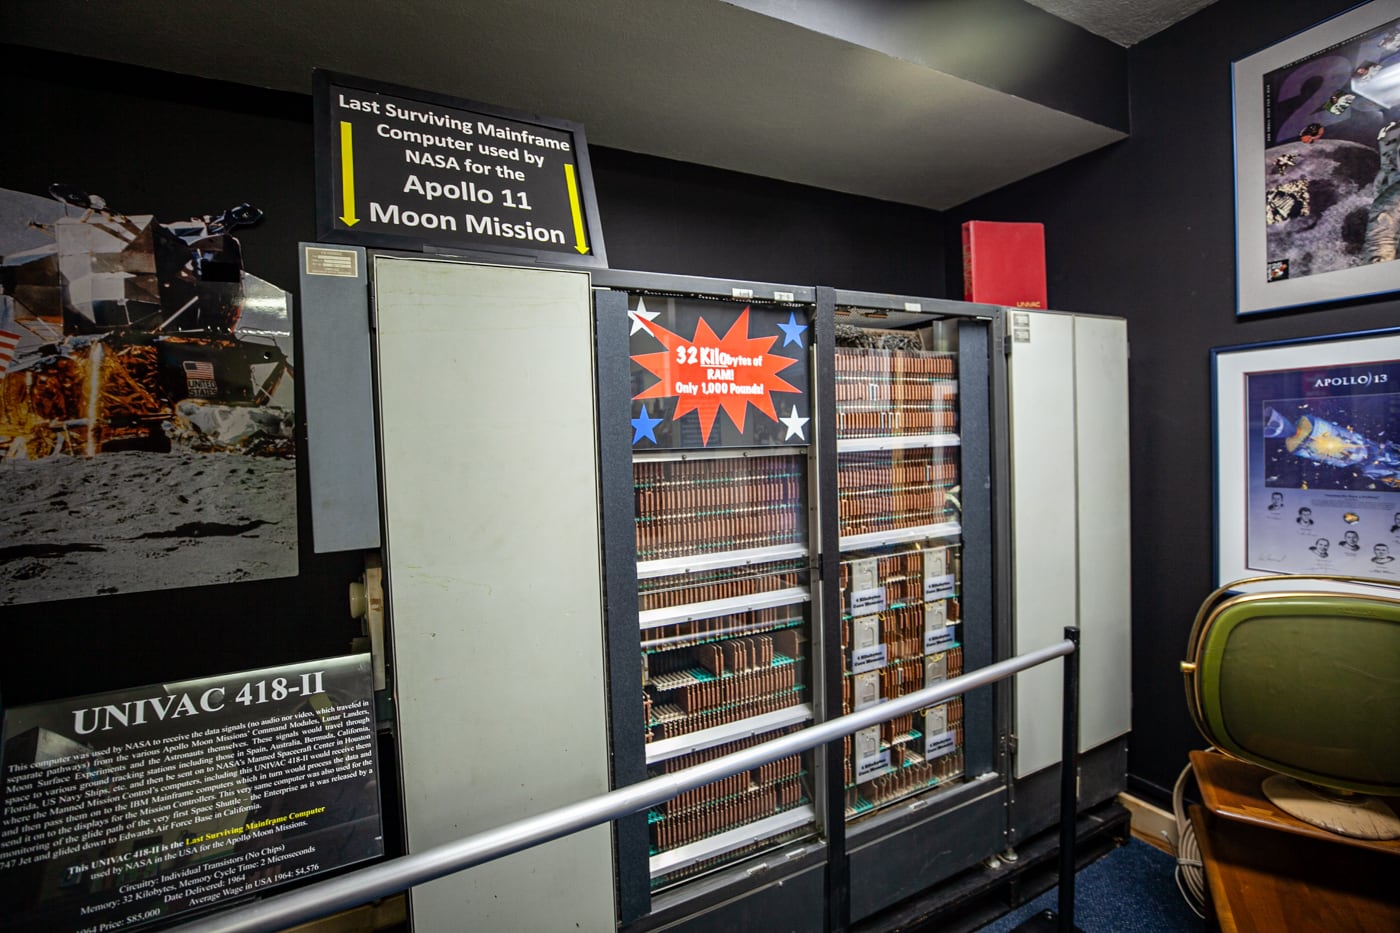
[173,637,1078,933]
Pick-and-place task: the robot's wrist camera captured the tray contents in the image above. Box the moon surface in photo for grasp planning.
[0,451,297,606]
[1265,138,1381,278]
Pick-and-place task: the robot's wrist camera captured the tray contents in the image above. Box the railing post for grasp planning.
[1057,626,1080,932]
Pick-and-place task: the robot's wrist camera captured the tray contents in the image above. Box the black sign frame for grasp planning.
[0,655,382,932]
[313,70,607,268]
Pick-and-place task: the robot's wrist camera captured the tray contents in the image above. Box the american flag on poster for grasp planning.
[0,327,20,374]
[183,359,217,397]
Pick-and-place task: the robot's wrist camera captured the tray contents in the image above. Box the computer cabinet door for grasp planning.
[1008,310,1130,780]
[374,257,616,933]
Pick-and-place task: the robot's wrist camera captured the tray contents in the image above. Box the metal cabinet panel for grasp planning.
[651,861,826,933]
[298,243,381,552]
[1008,312,1079,778]
[1008,311,1130,779]
[1073,316,1131,751]
[373,258,615,933]
[846,779,1006,922]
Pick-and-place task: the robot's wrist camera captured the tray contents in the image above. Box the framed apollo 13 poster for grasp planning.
[1213,327,1400,589]
[1233,0,1400,315]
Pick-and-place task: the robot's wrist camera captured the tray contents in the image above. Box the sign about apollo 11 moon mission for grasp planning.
[313,71,607,267]
[0,655,382,932]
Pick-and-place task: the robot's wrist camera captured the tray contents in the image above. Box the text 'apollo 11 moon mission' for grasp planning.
[319,75,604,264]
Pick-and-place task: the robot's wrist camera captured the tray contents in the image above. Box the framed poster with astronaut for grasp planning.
[1213,328,1400,588]
[1233,0,1400,315]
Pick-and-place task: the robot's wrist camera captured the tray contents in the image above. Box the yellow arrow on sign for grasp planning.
[340,122,359,226]
[565,164,588,254]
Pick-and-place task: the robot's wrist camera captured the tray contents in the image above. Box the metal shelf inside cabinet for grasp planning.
[648,804,817,879]
[842,643,963,679]
[649,654,801,690]
[632,445,809,464]
[836,433,961,453]
[843,773,965,818]
[845,770,998,826]
[839,522,961,552]
[841,597,959,621]
[637,543,809,580]
[639,586,809,630]
[646,703,814,764]
[882,729,924,750]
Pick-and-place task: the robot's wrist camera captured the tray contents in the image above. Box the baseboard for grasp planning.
[1117,792,1177,854]
[1125,773,1174,810]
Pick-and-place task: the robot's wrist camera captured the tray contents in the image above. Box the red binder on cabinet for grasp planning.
[961,221,1047,309]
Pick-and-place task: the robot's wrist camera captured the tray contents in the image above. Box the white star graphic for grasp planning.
[628,296,660,335]
[780,405,810,441]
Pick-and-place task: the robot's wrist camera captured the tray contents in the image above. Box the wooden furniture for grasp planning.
[1189,751,1400,932]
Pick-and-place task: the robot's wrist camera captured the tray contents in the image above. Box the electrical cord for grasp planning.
[1172,756,1207,918]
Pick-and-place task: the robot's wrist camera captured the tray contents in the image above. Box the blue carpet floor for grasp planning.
[977,838,1205,933]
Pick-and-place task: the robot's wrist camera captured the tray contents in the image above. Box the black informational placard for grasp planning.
[313,71,606,267]
[0,655,382,932]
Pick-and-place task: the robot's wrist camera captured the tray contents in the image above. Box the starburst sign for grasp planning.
[632,307,802,445]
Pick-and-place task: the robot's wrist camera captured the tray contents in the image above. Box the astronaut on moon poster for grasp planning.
[1262,15,1400,283]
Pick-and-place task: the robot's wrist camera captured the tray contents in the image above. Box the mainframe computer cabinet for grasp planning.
[597,275,1012,932]
[818,289,1006,925]
[595,270,830,932]
[1003,308,1132,844]
[297,249,1131,932]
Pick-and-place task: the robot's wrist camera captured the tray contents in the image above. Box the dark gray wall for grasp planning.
[590,147,946,294]
[0,45,947,710]
[10,0,1388,809]
[946,0,1400,799]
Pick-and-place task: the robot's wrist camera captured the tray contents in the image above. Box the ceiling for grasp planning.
[1025,0,1218,47]
[2,0,1216,211]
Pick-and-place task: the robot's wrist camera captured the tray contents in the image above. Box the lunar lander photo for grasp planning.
[0,185,294,460]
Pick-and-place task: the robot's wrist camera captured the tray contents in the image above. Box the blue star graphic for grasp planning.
[777,312,807,348]
[631,405,664,445]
